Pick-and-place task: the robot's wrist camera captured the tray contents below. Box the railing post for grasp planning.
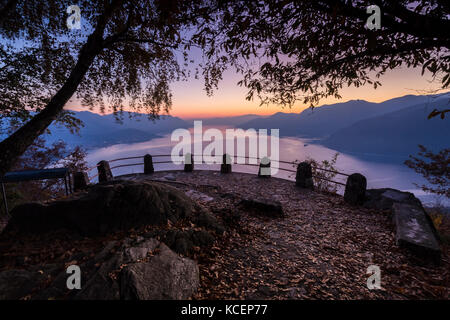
[220,154,232,174]
[344,173,367,205]
[73,171,89,192]
[258,157,271,177]
[296,162,314,189]
[144,154,154,174]
[184,153,194,172]
[97,160,113,182]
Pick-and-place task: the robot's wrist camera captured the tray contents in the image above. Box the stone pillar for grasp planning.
[97,160,113,182]
[144,154,154,174]
[295,162,314,189]
[73,171,89,192]
[220,154,232,174]
[344,173,367,205]
[184,153,194,172]
[258,157,271,177]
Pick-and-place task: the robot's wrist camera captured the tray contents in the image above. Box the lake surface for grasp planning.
[85,128,445,206]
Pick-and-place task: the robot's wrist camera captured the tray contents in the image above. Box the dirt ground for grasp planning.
[126,170,450,299]
[0,170,448,300]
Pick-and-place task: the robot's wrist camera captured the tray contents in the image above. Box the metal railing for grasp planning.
[87,154,349,186]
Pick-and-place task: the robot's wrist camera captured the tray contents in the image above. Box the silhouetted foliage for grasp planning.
[405,145,450,198]
[1,0,449,178]
[0,0,219,176]
[200,0,450,117]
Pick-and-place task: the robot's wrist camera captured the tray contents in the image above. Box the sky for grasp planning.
[2,2,445,120]
[66,65,444,119]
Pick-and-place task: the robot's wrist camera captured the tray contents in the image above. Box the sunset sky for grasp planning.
[67,65,444,119]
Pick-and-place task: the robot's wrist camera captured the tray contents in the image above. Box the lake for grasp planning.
[85,127,445,207]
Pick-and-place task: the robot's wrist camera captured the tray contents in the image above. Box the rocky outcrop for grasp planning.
[0,238,199,300]
[4,180,195,236]
[364,188,441,262]
[0,179,224,300]
[120,240,199,300]
[363,188,422,210]
[393,203,441,263]
[0,269,47,300]
[161,229,216,255]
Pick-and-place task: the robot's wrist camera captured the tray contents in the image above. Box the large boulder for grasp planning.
[120,241,199,299]
[1,237,200,300]
[364,188,441,263]
[4,180,195,236]
[0,269,46,300]
[363,188,422,210]
[162,229,216,255]
[78,237,199,300]
[393,203,441,263]
[239,198,284,217]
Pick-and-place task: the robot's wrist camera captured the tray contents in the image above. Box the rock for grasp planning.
[120,242,199,300]
[392,203,441,263]
[4,180,194,236]
[30,237,200,300]
[295,162,314,189]
[364,188,441,262]
[193,209,225,234]
[191,230,215,247]
[74,252,124,300]
[163,174,176,181]
[174,235,194,256]
[0,269,46,300]
[239,198,284,217]
[364,188,422,210]
[162,229,215,255]
[185,189,214,202]
[123,238,159,261]
[344,173,367,205]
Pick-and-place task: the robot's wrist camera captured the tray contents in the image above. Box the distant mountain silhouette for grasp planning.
[45,111,189,149]
[197,114,265,126]
[240,94,440,138]
[323,96,450,156]
[4,93,447,156]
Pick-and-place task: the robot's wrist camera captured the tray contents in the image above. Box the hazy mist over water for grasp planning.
[85,127,444,207]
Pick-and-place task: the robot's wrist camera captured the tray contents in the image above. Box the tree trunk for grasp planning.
[0,32,103,178]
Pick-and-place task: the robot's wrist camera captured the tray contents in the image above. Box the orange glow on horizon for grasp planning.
[66,66,445,119]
